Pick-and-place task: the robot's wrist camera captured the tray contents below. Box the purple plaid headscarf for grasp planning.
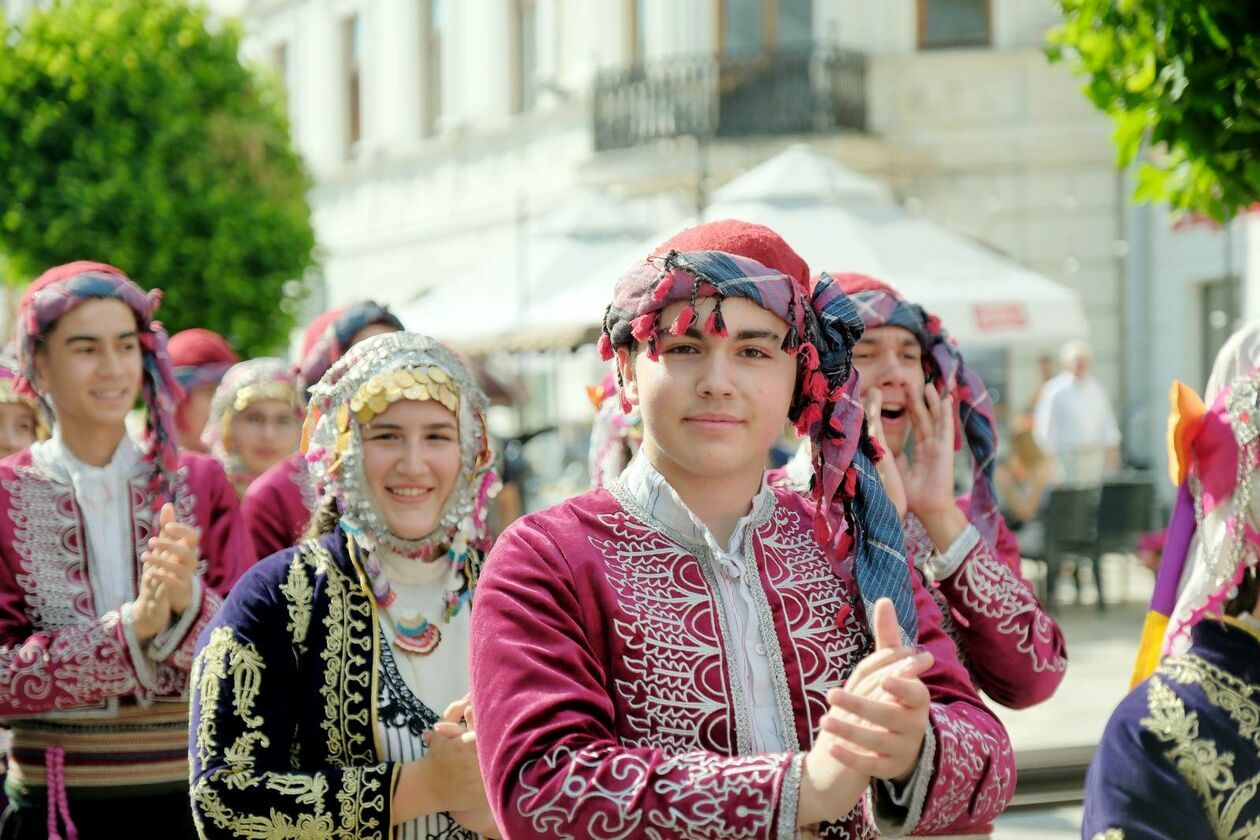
[16,261,183,512]
[834,273,1001,550]
[600,220,918,645]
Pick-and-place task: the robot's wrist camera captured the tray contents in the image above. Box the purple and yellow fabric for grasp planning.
[1131,372,1260,687]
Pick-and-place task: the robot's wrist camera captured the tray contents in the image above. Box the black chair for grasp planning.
[1093,477,1156,604]
[1038,486,1102,610]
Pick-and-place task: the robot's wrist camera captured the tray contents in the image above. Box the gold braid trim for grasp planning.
[1141,675,1260,839]
[1162,653,1260,752]
[311,542,375,764]
[190,545,389,839]
[279,555,315,651]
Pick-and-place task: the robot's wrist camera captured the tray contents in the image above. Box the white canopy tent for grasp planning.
[396,191,685,351]
[502,145,1087,351]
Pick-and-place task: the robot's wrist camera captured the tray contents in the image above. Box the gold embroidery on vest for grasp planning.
[279,554,314,650]
[1141,676,1260,839]
[312,542,374,763]
[1162,653,1260,752]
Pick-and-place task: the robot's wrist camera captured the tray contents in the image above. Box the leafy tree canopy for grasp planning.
[1048,0,1259,222]
[0,0,316,354]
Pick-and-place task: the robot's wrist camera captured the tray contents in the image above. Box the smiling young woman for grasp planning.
[190,332,502,839]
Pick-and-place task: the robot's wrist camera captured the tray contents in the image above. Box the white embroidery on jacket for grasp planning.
[915,702,1015,833]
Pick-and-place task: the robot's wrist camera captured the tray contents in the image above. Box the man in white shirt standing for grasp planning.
[1033,339,1121,486]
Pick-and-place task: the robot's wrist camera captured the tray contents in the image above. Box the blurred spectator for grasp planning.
[1033,339,1121,486]
[168,328,238,452]
[994,429,1054,557]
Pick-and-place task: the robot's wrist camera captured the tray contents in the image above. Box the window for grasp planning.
[719,0,764,57]
[342,15,362,154]
[774,0,810,48]
[421,0,443,136]
[716,0,811,56]
[918,0,991,49]
[512,0,537,112]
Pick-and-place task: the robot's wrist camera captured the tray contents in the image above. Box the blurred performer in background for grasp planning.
[242,301,403,560]
[202,358,302,499]
[167,328,238,453]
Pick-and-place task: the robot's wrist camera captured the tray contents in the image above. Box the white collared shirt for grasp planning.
[52,431,143,616]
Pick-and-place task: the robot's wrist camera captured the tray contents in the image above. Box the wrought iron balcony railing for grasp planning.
[592,46,868,152]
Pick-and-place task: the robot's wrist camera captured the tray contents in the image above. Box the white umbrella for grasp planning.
[508,146,1087,350]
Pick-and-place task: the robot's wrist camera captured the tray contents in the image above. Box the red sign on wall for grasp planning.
[973,303,1029,332]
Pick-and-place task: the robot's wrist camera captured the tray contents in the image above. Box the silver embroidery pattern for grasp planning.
[516,745,788,839]
[0,611,140,711]
[759,504,872,739]
[5,467,91,629]
[590,509,739,756]
[951,545,1067,674]
[915,702,1015,833]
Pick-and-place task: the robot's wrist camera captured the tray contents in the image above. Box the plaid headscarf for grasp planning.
[298,301,405,392]
[15,261,183,511]
[600,220,918,645]
[834,274,1001,550]
[168,328,238,393]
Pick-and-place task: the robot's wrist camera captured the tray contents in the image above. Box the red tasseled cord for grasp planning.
[650,277,674,302]
[703,307,728,337]
[631,314,657,341]
[668,305,696,336]
[597,333,614,360]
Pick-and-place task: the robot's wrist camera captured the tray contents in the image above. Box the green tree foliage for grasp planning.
[0,0,315,354]
[1048,0,1259,222]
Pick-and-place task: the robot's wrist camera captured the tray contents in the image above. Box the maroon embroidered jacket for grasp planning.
[901,494,1067,709]
[470,487,1016,839]
[242,452,316,561]
[0,446,251,717]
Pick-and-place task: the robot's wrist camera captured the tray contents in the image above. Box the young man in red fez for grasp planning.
[470,221,1014,838]
[241,301,403,560]
[167,328,239,453]
[0,262,251,838]
[824,274,1067,709]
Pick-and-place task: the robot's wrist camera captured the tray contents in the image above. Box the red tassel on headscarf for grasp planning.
[597,333,614,360]
[703,306,728,337]
[668,305,696,336]
[631,314,657,341]
[650,277,674,303]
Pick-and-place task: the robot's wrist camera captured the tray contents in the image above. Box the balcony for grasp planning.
[592,46,868,152]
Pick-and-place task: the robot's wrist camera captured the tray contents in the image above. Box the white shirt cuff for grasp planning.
[146,576,203,662]
[924,524,980,582]
[119,604,159,690]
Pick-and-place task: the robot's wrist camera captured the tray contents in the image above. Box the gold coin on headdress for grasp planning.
[336,404,350,432]
[395,369,415,388]
[356,408,374,426]
[414,384,431,401]
[366,378,384,396]
[369,395,388,415]
[337,430,352,452]
[401,384,421,401]
[428,366,449,384]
